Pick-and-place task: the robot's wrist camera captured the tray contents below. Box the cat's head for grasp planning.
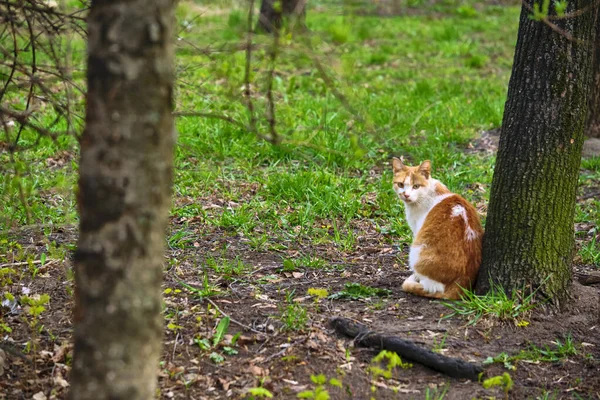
[391,158,431,204]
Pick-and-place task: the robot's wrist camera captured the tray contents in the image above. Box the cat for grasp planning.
[392,158,483,300]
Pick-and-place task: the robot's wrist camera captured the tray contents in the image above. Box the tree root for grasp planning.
[329,317,483,381]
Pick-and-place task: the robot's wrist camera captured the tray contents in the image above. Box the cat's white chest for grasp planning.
[405,207,426,236]
[405,193,453,236]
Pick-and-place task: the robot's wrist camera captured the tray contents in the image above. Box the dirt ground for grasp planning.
[1,132,599,400]
[1,223,599,399]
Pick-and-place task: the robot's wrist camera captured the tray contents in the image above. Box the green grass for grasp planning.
[279,291,310,331]
[1,2,520,247]
[579,236,600,267]
[441,282,541,326]
[484,334,578,370]
[329,282,392,300]
[282,254,329,271]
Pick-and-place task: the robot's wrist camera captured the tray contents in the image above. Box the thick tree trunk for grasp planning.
[476,1,595,305]
[585,8,600,138]
[257,0,306,33]
[69,0,175,399]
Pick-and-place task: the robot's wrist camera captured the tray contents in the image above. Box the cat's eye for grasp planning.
[397,183,404,188]
[413,184,420,189]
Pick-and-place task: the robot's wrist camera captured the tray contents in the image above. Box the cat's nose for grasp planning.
[403,194,410,199]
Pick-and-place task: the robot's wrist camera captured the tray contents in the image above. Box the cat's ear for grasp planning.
[419,160,431,179]
[392,157,407,173]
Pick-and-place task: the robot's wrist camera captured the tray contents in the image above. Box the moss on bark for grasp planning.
[476,0,595,306]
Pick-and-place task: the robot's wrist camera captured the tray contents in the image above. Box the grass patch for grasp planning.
[579,235,600,267]
[329,282,392,300]
[441,283,541,326]
[282,254,329,271]
[484,334,578,370]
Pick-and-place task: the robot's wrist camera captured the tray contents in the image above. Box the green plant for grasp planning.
[168,230,194,249]
[579,235,600,266]
[297,373,342,399]
[432,331,449,354]
[283,255,328,271]
[279,302,308,331]
[246,387,274,399]
[193,316,238,364]
[369,350,412,380]
[0,267,16,287]
[425,384,450,400]
[368,350,412,398]
[206,256,251,281]
[441,281,543,326]
[329,283,391,300]
[484,334,578,370]
[249,234,269,251]
[177,274,221,299]
[482,372,513,399]
[19,293,50,357]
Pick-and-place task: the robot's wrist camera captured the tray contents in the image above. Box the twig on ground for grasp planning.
[261,337,307,363]
[0,259,58,268]
[205,298,267,336]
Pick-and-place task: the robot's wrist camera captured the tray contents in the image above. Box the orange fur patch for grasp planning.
[412,195,483,298]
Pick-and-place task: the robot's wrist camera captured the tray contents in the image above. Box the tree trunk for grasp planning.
[257,0,307,33]
[585,7,600,138]
[69,0,175,398]
[476,0,595,305]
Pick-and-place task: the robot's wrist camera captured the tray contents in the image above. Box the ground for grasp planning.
[1,131,599,399]
[1,0,600,399]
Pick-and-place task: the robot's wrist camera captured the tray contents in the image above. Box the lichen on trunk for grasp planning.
[476,0,596,306]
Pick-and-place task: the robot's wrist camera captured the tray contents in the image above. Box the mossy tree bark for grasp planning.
[586,7,600,138]
[476,0,595,305]
[257,0,307,33]
[69,0,175,398]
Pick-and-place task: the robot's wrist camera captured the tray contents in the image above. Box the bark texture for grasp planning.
[586,7,600,138]
[476,0,595,304]
[257,0,306,33]
[69,0,175,398]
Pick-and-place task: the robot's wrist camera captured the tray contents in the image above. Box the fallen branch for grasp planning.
[175,278,266,336]
[329,317,483,381]
[205,298,266,337]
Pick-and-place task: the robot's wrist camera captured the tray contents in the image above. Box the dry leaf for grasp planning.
[52,343,72,363]
[248,365,267,376]
[32,392,47,400]
[306,340,319,350]
[216,377,231,391]
[53,374,69,388]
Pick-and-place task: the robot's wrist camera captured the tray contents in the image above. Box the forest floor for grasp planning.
[2,128,599,399]
[1,1,600,399]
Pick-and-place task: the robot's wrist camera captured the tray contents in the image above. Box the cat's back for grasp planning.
[416,193,483,245]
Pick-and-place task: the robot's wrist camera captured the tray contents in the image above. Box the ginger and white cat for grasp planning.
[392,158,483,300]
